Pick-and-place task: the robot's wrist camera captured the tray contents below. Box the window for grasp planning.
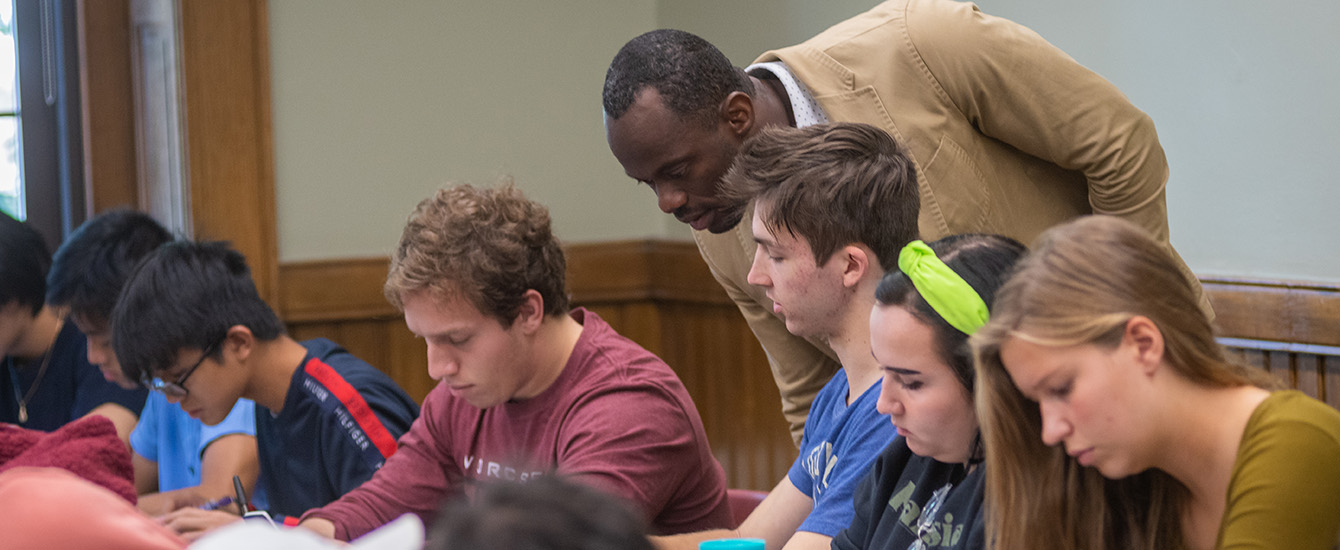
[0,1,18,219]
[5,0,85,252]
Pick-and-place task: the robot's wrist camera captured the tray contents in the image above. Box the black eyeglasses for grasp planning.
[148,339,222,399]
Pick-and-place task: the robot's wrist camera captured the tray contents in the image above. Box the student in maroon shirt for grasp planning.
[299,183,732,540]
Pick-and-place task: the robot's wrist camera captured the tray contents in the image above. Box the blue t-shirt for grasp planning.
[254,338,418,520]
[129,392,264,507]
[1,321,147,430]
[786,369,898,536]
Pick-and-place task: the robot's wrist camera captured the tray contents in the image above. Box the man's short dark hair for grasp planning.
[603,29,753,126]
[720,122,921,272]
[0,213,52,315]
[111,241,284,384]
[47,210,173,330]
[429,476,654,550]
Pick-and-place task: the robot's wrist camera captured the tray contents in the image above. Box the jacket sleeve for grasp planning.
[693,223,841,445]
[908,0,1171,242]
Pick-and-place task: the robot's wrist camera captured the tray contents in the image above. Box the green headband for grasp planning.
[897,240,989,335]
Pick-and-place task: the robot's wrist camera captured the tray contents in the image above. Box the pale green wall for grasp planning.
[970,0,1340,283]
[271,1,1340,283]
[269,0,673,261]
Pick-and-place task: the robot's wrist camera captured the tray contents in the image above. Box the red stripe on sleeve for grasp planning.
[283,515,301,527]
[303,358,400,459]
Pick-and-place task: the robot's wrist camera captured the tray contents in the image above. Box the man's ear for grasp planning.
[222,324,258,363]
[838,245,872,289]
[721,91,755,138]
[512,290,547,334]
[1123,316,1166,377]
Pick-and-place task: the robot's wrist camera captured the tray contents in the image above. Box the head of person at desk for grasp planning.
[46,209,173,391]
[111,239,419,534]
[0,212,56,369]
[603,29,767,235]
[112,242,296,426]
[0,213,147,439]
[384,184,580,409]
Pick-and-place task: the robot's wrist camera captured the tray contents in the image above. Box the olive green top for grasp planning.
[1217,390,1340,549]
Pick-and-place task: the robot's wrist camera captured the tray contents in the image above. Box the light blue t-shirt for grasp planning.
[787,369,898,536]
[130,393,259,500]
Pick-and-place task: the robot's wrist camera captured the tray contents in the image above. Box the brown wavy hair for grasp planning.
[971,215,1278,550]
[385,182,569,325]
[718,122,919,272]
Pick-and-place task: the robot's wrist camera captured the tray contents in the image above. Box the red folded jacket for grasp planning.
[0,414,136,502]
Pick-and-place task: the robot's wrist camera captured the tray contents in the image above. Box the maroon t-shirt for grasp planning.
[303,308,731,539]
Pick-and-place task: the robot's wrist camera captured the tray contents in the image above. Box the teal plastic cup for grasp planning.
[698,539,765,550]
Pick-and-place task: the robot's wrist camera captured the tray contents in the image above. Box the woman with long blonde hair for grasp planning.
[973,215,1340,549]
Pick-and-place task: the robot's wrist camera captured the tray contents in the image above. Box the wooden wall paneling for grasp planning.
[177,0,278,304]
[396,325,429,398]
[1211,277,1340,410]
[1205,278,1340,347]
[385,320,433,404]
[279,257,396,322]
[332,319,391,378]
[76,0,139,213]
[1294,353,1320,401]
[1323,354,1334,410]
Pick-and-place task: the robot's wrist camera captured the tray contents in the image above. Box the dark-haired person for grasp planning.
[46,209,262,515]
[111,240,419,537]
[656,123,911,550]
[299,184,731,541]
[0,213,146,443]
[602,0,1207,442]
[430,476,655,550]
[833,234,1025,550]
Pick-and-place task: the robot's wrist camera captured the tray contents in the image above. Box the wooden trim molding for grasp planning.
[179,0,279,304]
[279,257,396,323]
[565,240,731,305]
[1204,277,1340,347]
[279,250,1340,349]
[79,0,279,304]
[77,0,138,214]
[278,240,733,321]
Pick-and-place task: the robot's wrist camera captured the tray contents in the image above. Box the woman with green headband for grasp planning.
[833,233,1025,550]
[973,216,1340,550]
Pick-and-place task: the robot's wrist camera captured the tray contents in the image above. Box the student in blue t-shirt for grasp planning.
[45,209,264,515]
[45,211,263,515]
[111,240,419,537]
[0,213,146,444]
[653,124,915,549]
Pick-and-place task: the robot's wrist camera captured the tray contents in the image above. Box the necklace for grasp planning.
[7,319,62,424]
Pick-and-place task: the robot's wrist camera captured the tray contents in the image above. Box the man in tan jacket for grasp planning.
[603,0,1207,444]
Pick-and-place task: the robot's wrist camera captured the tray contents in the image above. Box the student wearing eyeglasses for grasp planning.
[45,210,262,516]
[110,240,420,538]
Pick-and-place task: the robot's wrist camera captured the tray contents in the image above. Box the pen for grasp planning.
[199,496,233,511]
[233,475,250,516]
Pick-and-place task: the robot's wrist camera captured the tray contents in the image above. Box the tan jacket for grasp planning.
[695,0,1207,444]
